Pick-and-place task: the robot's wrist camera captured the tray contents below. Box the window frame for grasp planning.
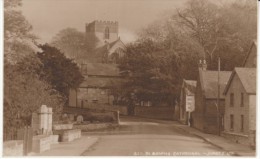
[230,114,234,131]
[230,93,234,107]
[240,93,244,107]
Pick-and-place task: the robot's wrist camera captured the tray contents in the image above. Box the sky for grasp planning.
[21,0,187,44]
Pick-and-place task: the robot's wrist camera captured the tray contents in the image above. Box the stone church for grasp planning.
[69,20,127,108]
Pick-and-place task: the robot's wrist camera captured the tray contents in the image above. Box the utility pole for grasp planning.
[217,57,221,136]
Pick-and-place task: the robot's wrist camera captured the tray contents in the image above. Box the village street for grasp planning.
[81,116,233,156]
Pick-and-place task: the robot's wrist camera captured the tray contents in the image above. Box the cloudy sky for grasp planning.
[21,0,187,44]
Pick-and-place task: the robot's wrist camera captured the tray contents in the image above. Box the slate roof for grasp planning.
[183,79,197,96]
[199,69,232,99]
[94,38,125,60]
[224,68,256,95]
[79,77,123,88]
[82,63,120,76]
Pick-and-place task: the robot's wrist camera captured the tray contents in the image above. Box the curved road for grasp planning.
[82,116,230,156]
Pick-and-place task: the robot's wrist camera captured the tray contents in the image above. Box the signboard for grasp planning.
[186,95,195,112]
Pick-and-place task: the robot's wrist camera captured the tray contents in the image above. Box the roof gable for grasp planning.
[224,68,256,95]
[243,40,257,67]
[182,79,197,95]
[199,69,232,99]
[82,63,120,76]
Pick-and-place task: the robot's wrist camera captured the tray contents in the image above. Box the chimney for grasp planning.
[199,59,207,71]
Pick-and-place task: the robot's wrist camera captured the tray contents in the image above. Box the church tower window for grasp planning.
[105,27,110,39]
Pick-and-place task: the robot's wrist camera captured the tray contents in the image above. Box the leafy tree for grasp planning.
[118,39,183,106]
[37,44,84,99]
[50,28,98,63]
[4,0,40,63]
[4,55,65,139]
[175,0,257,70]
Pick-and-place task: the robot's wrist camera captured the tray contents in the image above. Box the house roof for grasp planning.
[199,69,232,99]
[79,77,122,88]
[94,38,126,60]
[223,67,256,95]
[182,79,197,96]
[243,40,257,67]
[82,63,120,76]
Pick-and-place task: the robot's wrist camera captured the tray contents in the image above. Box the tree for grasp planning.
[175,0,257,70]
[4,0,40,63]
[118,39,183,106]
[4,55,65,138]
[50,28,98,63]
[37,44,84,99]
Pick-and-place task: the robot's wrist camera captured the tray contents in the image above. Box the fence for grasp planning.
[3,126,33,156]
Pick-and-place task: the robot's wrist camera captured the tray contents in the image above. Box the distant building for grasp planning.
[69,20,127,108]
[69,63,123,107]
[192,61,231,135]
[222,68,256,147]
[82,20,126,64]
[179,79,197,125]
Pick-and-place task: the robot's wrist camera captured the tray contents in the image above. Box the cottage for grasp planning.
[179,79,197,125]
[222,68,256,147]
[192,65,231,135]
[68,20,126,108]
[69,63,123,107]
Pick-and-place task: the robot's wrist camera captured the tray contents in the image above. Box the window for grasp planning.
[230,93,234,107]
[104,27,109,39]
[230,114,234,130]
[241,115,244,132]
[240,93,244,107]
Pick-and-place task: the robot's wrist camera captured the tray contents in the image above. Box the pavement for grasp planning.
[29,136,98,156]
[172,123,256,156]
[29,116,256,156]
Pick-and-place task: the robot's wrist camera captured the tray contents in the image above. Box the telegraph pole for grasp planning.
[217,57,221,136]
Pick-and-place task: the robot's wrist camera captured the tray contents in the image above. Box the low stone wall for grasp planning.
[73,123,118,131]
[82,103,128,115]
[32,134,59,153]
[53,123,73,130]
[61,129,81,142]
[134,106,175,120]
[3,140,23,156]
[222,131,250,146]
[32,135,51,153]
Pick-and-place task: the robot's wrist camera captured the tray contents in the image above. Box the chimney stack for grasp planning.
[199,59,207,71]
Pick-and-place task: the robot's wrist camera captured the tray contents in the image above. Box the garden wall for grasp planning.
[134,106,175,120]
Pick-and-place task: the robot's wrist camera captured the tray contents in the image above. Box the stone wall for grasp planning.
[3,140,23,156]
[73,123,117,131]
[134,106,175,120]
[82,103,128,115]
[61,129,81,142]
[222,131,250,146]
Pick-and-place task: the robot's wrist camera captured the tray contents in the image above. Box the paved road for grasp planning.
[82,116,232,156]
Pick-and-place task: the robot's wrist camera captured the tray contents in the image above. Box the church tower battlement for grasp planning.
[86,20,119,47]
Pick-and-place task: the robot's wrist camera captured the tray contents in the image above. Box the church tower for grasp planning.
[86,20,119,47]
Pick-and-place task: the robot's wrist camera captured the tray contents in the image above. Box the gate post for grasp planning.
[23,127,28,156]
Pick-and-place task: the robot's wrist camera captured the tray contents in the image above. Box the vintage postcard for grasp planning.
[2,0,257,157]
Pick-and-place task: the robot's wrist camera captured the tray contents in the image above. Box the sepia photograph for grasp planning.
[1,0,258,157]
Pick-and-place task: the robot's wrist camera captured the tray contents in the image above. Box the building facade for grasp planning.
[222,40,257,148]
[86,20,119,47]
[69,20,127,108]
[192,67,231,135]
[179,79,196,125]
[222,68,256,147]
